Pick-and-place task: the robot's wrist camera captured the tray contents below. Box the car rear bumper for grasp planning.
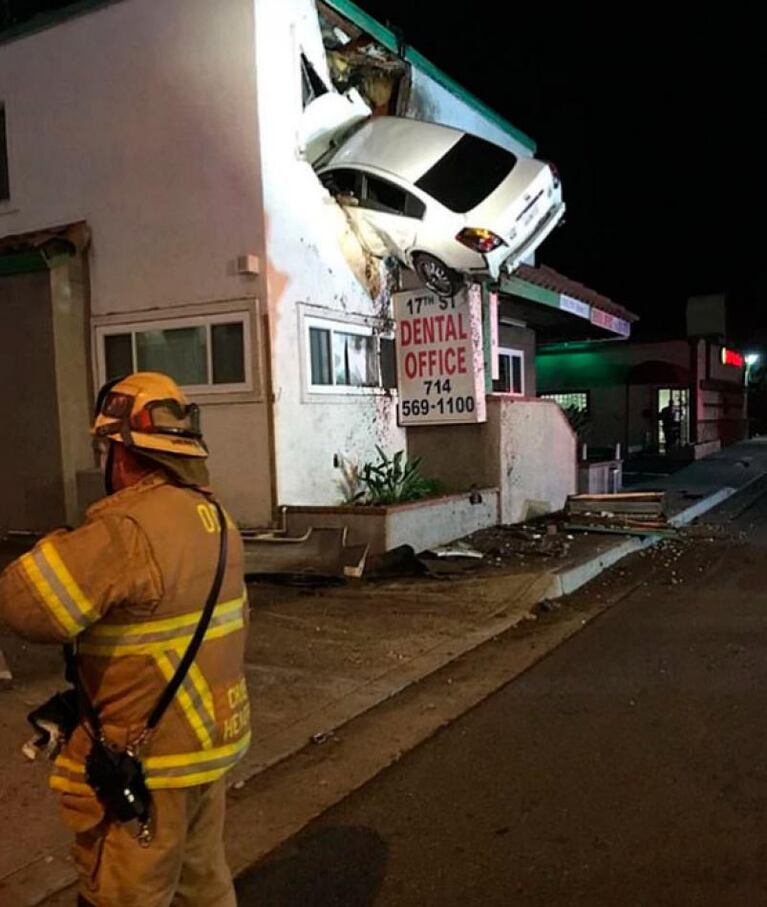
[485,201,566,278]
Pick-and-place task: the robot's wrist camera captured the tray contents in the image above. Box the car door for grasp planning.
[357,173,425,262]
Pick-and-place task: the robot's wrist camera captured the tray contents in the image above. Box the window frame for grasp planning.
[304,315,393,396]
[0,104,10,203]
[361,173,426,219]
[540,390,590,415]
[95,312,253,395]
[320,167,426,220]
[493,346,525,397]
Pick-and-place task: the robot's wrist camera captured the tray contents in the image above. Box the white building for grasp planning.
[0,0,529,529]
[1,0,633,538]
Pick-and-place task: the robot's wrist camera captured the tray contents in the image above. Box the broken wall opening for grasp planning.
[318,3,411,117]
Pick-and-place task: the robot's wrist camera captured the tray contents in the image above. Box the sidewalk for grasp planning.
[2,438,767,905]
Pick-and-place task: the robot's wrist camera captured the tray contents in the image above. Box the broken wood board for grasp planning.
[567,499,665,517]
[242,527,368,580]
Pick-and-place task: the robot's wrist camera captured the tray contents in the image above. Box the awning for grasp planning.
[0,221,89,276]
[499,264,638,343]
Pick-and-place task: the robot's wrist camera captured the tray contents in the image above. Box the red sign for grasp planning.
[590,306,631,337]
[721,347,744,367]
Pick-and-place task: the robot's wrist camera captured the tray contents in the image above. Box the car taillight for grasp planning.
[455,228,506,254]
[545,160,561,186]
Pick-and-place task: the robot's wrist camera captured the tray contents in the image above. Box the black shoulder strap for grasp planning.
[72,498,229,742]
[146,499,229,732]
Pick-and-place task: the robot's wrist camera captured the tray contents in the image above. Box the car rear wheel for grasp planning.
[413,253,462,297]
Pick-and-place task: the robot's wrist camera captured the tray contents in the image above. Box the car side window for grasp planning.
[320,169,363,200]
[363,175,426,220]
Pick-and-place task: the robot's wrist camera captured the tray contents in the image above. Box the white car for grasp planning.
[315,115,565,296]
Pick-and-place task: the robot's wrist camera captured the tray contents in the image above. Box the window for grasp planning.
[305,317,395,392]
[540,391,589,414]
[1,106,9,201]
[320,168,362,201]
[493,348,524,395]
[320,169,426,219]
[363,175,426,219]
[300,52,328,108]
[415,134,517,213]
[98,314,250,392]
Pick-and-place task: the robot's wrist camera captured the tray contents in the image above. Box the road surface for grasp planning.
[236,483,767,906]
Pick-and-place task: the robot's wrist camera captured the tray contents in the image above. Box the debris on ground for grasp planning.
[424,543,484,559]
[365,545,427,579]
[463,523,573,563]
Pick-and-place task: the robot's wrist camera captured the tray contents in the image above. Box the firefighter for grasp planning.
[0,372,249,907]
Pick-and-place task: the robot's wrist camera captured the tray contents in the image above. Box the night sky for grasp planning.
[2,2,764,347]
[355,2,764,347]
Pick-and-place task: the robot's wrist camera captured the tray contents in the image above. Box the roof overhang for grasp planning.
[0,221,89,276]
[499,265,638,343]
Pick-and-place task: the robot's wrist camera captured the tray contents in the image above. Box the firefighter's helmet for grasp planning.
[92,372,207,458]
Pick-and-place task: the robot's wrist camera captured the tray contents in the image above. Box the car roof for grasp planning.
[321,116,465,185]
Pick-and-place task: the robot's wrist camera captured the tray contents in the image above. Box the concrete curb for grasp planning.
[550,486,739,599]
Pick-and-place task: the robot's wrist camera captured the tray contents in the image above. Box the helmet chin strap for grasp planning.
[104,441,116,496]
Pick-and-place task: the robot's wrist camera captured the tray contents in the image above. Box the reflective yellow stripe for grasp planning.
[147,766,230,789]
[54,755,85,775]
[41,542,96,624]
[86,597,244,640]
[49,776,93,796]
[186,661,216,736]
[20,553,80,637]
[49,733,250,792]
[145,730,251,770]
[155,652,214,750]
[77,617,244,657]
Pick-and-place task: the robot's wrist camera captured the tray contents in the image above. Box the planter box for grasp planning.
[284,488,500,556]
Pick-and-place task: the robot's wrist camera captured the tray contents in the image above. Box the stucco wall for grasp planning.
[50,255,96,524]
[492,398,576,523]
[0,0,266,315]
[253,0,405,508]
[0,0,274,525]
[408,398,576,526]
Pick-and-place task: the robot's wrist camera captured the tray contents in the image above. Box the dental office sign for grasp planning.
[393,285,486,425]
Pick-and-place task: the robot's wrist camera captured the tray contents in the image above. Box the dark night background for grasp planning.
[2,1,764,348]
[354,2,765,348]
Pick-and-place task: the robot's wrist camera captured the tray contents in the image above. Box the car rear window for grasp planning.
[415,134,517,213]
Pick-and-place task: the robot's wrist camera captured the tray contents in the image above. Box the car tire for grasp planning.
[412,253,462,298]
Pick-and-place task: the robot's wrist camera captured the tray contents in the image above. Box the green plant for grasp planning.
[356,447,441,505]
[335,454,363,504]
